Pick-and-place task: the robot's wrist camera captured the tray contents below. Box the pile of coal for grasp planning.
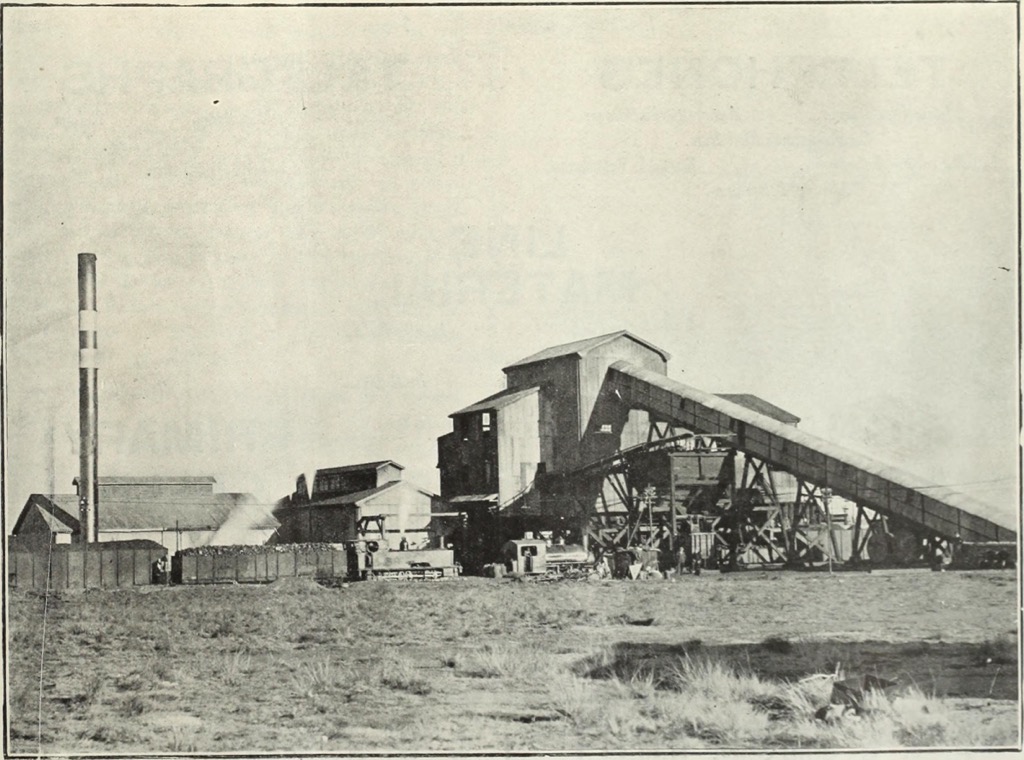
[178,543,338,557]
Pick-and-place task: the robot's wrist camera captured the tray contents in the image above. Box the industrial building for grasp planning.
[438,330,1015,572]
[272,460,437,549]
[11,476,277,554]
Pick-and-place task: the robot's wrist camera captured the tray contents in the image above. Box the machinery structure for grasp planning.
[438,331,1015,572]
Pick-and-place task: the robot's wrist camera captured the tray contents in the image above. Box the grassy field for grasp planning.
[5,568,1019,754]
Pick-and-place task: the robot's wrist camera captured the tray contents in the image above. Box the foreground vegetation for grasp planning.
[6,569,1018,753]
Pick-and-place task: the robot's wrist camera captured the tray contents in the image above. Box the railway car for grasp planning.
[173,540,457,585]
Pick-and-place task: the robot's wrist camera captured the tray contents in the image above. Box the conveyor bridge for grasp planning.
[606,361,1015,545]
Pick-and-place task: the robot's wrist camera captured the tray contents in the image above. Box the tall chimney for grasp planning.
[78,253,99,542]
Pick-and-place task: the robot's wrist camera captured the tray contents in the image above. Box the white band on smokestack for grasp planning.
[79,348,100,368]
[79,309,98,331]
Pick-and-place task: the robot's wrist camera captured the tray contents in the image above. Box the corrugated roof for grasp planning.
[716,394,801,425]
[308,481,397,507]
[315,460,403,475]
[448,494,498,504]
[451,386,539,417]
[503,330,671,370]
[307,480,436,508]
[72,475,217,486]
[14,491,274,533]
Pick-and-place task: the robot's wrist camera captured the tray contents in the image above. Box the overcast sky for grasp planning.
[3,4,1018,529]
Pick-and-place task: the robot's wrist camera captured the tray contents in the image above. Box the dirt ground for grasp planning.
[5,567,1019,754]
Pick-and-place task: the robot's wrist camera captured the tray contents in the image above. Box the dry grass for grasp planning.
[5,570,1018,753]
[552,652,1016,749]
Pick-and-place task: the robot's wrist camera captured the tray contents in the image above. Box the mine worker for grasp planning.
[716,540,730,570]
[154,555,170,585]
[679,521,693,569]
[656,529,671,575]
[399,536,409,552]
[930,540,944,571]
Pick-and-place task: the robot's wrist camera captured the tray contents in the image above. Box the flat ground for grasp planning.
[5,568,1019,754]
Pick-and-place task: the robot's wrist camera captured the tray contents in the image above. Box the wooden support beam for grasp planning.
[851,504,863,556]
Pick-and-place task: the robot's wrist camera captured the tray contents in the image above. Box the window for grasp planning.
[481,411,492,432]
[599,423,613,434]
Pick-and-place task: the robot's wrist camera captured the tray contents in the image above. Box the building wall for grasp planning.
[438,415,499,498]
[376,463,403,484]
[504,355,579,472]
[274,505,359,544]
[578,335,667,442]
[361,482,434,549]
[313,463,404,499]
[496,390,541,506]
[313,470,376,498]
[503,338,666,473]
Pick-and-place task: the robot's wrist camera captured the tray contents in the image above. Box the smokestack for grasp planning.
[78,253,99,542]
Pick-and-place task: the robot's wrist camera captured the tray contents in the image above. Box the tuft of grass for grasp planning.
[462,642,543,679]
[114,670,147,692]
[547,673,601,730]
[666,654,776,703]
[623,668,657,700]
[119,695,148,718]
[80,723,132,744]
[379,659,432,696]
[169,726,198,753]
[151,661,176,683]
[220,651,253,687]
[75,673,105,709]
[291,658,337,697]
[205,613,237,639]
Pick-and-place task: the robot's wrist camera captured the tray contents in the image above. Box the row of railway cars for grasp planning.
[8,538,458,592]
[174,540,459,585]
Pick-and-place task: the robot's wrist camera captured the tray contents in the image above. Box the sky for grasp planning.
[3,4,1019,530]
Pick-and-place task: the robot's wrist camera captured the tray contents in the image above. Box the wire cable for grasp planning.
[36,538,54,755]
